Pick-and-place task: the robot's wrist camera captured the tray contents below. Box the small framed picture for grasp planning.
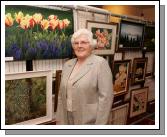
[109,103,129,125]
[132,58,148,85]
[116,19,145,51]
[129,87,148,118]
[86,20,118,55]
[112,60,131,96]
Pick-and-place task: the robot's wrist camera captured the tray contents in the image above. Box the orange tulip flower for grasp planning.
[5,13,14,27]
[19,18,30,30]
[48,15,58,20]
[33,13,43,24]
[24,14,35,29]
[58,20,64,30]
[49,19,59,30]
[15,11,24,24]
[63,19,70,28]
[40,19,49,30]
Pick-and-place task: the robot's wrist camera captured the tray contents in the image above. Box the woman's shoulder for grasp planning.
[91,54,107,64]
[64,58,77,66]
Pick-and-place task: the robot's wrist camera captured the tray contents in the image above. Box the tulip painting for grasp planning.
[5,7,73,60]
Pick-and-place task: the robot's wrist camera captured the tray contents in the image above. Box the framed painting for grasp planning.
[5,5,73,60]
[86,20,117,55]
[132,58,148,85]
[112,60,131,96]
[129,87,148,118]
[4,70,53,126]
[143,25,155,52]
[54,70,62,112]
[109,103,129,125]
[117,20,145,51]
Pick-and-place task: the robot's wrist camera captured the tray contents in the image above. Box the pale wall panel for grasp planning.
[5,61,26,74]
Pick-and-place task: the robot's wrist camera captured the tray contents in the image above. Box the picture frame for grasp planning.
[5,5,73,60]
[4,70,53,126]
[129,87,148,118]
[132,58,148,85]
[54,70,62,112]
[112,60,131,96]
[117,19,145,51]
[143,25,155,52]
[109,103,129,125]
[86,20,117,55]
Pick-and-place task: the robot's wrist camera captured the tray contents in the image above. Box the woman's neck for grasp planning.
[77,54,91,64]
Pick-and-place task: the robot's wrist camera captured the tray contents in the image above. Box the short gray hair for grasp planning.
[71,28,96,48]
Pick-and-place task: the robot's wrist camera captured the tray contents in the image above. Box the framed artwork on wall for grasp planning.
[109,103,129,125]
[129,87,148,118]
[132,58,148,85]
[86,20,117,55]
[112,60,131,96]
[143,25,155,52]
[4,70,53,126]
[5,5,73,60]
[116,20,145,51]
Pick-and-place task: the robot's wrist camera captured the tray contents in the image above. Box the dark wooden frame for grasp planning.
[131,57,148,85]
[112,60,131,96]
[54,70,62,112]
[116,19,145,52]
[129,87,148,118]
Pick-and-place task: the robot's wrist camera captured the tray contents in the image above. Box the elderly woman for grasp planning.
[56,28,113,125]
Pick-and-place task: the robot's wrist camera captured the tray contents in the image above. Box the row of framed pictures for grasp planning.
[112,57,148,96]
[109,87,149,124]
[87,19,155,55]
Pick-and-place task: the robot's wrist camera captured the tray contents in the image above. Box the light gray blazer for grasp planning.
[56,54,113,125]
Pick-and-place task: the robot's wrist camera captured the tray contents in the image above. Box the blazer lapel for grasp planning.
[72,55,94,85]
[62,58,77,95]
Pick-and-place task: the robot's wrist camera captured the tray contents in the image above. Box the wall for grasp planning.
[102,5,155,22]
[142,8,155,21]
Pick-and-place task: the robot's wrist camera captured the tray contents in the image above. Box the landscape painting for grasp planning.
[117,20,145,51]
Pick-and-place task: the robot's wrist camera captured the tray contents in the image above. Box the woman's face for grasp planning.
[72,35,92,60]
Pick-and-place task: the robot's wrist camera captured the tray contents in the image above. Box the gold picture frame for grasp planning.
[129,87,148,118]
[112,60,131,96]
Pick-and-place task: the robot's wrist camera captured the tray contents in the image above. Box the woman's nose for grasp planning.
[78,42,83,47]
